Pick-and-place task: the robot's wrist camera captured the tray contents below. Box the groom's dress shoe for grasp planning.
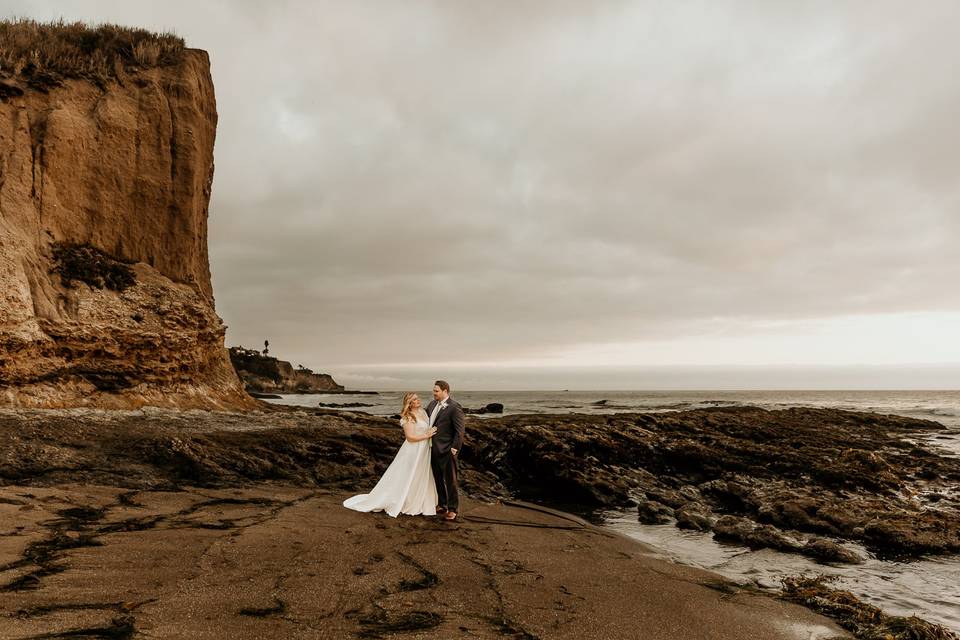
[436,506,447,515]
[444,511,458,521]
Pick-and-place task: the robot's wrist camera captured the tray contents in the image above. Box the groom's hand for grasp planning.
[451,448,458,456]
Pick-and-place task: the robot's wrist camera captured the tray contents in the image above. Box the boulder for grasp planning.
[463,403,505,415]
[636,500,674,525]
[802,538,862,564]
[675,503,716,531]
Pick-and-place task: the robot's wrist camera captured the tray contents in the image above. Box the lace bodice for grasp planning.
[401,409,431,433]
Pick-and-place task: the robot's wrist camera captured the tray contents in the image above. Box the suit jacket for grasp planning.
[425,396,465,455]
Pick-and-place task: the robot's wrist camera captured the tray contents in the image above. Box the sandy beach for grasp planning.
[0,484,848,639]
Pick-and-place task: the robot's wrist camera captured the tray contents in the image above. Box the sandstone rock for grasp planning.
[0,42,254,410]
[713,515,800,553]
[712,515,756,541]
[699,477,759,512]
[675,502,715,531]
[861,518,960,557]
[677,485,703,502]
[802,537,862,564]
[758,498,830,533]
[642,487,687,509]
[636,499,674,524]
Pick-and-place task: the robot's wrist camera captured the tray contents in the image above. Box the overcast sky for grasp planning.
[9,2,960,388]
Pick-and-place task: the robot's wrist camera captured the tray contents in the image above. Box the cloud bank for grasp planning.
[8,1,960,384]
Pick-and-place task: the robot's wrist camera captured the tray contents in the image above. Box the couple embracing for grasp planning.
[343,380,465,521]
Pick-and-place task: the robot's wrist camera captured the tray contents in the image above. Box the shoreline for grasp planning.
[0,403,957,637]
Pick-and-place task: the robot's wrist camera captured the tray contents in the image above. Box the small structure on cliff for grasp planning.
[228,347,345,394]
[0,20,254,409]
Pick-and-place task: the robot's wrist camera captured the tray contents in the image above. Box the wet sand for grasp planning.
[0,484,849,639]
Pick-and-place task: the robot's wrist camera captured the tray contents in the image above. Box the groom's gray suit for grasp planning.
[425,396,465,513]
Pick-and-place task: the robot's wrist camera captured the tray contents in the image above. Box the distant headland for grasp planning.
[227,346,352,395]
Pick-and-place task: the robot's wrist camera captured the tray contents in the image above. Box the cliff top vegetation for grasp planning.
[0,18,185,89]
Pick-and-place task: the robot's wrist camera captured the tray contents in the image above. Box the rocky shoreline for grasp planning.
[2,405,958,560]
[467,406,960,561]
[0,404,957,638]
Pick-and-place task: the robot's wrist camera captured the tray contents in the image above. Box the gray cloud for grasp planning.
[9,1,960,377]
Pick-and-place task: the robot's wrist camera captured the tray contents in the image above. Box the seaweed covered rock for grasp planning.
[463,407,960,558]
[636,498,674,524]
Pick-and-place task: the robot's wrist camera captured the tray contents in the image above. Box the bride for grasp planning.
[343,392,439,517]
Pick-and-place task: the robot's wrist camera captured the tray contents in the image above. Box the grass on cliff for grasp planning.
[0,18,185,90]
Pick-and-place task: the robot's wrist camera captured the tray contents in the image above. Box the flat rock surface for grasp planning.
[0,485,849,640]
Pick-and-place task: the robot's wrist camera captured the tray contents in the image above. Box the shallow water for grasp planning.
[603,509,960,633]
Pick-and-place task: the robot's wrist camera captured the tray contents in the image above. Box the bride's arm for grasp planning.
[402,418,434,443]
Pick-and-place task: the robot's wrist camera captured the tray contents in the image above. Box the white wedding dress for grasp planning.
[343,408,438,517]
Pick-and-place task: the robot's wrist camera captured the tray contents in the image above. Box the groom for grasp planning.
[425,380,465,521]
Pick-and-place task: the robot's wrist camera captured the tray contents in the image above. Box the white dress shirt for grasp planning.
[429,397,448,427]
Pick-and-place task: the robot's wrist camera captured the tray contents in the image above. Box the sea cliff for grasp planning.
[0,22,254,409]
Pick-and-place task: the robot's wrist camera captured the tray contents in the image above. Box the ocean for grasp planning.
[268,389,960,448]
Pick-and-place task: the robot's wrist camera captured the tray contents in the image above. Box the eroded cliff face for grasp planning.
[0,49,256,409]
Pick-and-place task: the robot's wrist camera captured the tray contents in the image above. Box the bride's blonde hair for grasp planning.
[400,392,419,425]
